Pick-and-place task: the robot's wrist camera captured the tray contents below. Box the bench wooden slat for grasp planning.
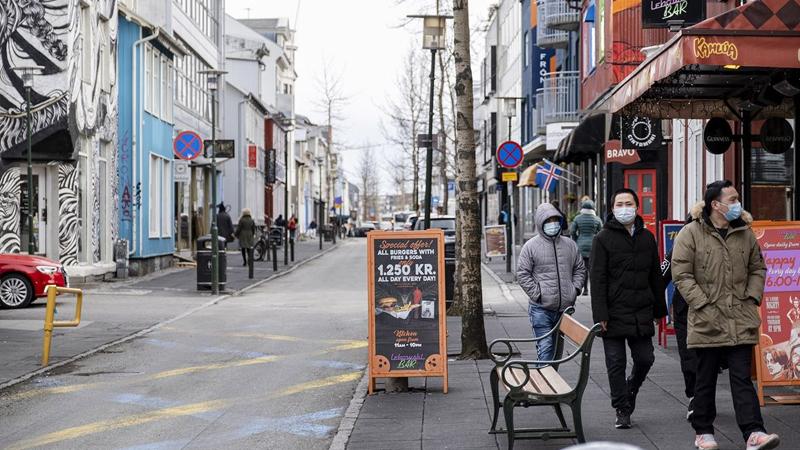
[527,368,556,395]
[539,366,572,395]
[559,313,590,344]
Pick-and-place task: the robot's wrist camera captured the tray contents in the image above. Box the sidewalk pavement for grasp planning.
[344,263,800,450]
[0,238,339,388]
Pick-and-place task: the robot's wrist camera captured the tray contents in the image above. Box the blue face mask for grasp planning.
[722,201,742,222]
[543,221,561,237]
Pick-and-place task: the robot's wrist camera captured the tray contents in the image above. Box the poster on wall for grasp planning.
[484,225,507,258]
[657,220,684,347]
[752,221,800,404]
[367,230,448,394]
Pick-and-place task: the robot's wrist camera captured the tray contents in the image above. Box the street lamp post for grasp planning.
[12,66,43,255]
[317,157,324,250]
[409,14,450,230]
[199,69,227,295]
[501,97,517,276]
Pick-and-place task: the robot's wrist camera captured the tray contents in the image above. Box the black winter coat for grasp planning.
[590,215,667,338]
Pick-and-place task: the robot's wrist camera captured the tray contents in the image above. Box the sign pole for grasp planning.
[508,179,516,279]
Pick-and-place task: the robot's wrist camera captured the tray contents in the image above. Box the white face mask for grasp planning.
[543,221,561,237]
[613,207,637,225]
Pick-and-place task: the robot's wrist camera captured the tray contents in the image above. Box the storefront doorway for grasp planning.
[624,169,657,235]
[18,167,48,255]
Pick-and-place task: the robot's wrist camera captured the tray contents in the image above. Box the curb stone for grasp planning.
[329,370,369,450]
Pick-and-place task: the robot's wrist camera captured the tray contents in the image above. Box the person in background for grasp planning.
[590,188,666,430]
[672,180,779,450]
[216,203,234,249]
[308,220,317,238]
[234,208,257,267]
[288,215,298,240]
[517,203,586,362]
[570,199,602,295]
[274,214,286,228]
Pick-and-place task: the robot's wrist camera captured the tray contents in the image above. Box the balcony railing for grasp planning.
[537,1,570,48]
[543,0,580,31]
[534,91,546,134]
[541,71,580,124]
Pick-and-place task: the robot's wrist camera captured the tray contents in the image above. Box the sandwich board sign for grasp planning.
[367,230,448,394]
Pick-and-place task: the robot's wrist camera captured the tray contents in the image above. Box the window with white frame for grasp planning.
[582,3,597,76]
[149,155,160,237]
[523,31,529,68]
[144,44,174,123]
[144,45,152,112]
[174,39,212,122]
[161,159,171,237]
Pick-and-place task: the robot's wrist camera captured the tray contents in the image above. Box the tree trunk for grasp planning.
[453,0,488,359]
[438,51,448,215]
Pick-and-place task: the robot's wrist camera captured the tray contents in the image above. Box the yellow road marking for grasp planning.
[3,340,365,402]
[276,371,362,397]
[152,355,280,379]
[6,371,363,450]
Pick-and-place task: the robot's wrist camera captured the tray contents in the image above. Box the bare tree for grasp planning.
[358,145,379,221]
[314,61,351,220]
[380,46,429,211]
[453,0,487,359]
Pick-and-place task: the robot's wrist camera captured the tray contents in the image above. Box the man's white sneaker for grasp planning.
[695,434,720,450]
[746,432,780,450]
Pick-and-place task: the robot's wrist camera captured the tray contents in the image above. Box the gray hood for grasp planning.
[534,203,564,239]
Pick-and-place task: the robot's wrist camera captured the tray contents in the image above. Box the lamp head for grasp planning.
[12,65,44,89]
[199,69,228,92]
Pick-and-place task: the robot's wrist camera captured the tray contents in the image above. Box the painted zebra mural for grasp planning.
[0,0,71,154]
[58,163,79,266]
[0,168,22,253]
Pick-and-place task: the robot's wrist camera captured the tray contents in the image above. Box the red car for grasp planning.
[0,254,68,309]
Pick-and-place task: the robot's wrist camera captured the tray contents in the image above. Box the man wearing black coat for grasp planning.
[590,188,667,429]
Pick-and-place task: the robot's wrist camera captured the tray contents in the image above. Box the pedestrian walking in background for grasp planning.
[308,220,317,238]
[672,180,779,450]
[590,188,666,430]
[517,203,586,362]
[274,214,286,228]
[235,208,257,267]
[288,215,298,240]
[570,199,602,294]
[216,203,234,249]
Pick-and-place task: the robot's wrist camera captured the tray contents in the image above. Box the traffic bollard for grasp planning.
[272,242,278,272]
[42,286,84,366]
[248,248,254,279]
[290,239,295,262]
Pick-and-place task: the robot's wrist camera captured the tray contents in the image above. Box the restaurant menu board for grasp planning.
[752,222,800,404]
[660,221,684,315]
[484,225,507,258]
[367,230,448,394]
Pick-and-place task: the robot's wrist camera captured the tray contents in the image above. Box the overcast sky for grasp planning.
[225,0,494,188]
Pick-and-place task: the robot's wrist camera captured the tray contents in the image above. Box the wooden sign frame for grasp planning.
[751,220,800,405]
[367,230,448,394]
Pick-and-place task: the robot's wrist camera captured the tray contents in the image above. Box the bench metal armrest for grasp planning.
[489,306,576,364]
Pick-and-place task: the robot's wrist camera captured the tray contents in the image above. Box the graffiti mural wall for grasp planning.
[0,0,118,270]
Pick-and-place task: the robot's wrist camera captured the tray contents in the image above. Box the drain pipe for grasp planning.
[131,28,160,256]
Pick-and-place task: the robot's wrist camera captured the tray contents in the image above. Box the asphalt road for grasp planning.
[0,239,367,450]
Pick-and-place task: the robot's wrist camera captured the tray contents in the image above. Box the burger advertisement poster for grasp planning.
[753,222,800,393]
[367,230,448,393]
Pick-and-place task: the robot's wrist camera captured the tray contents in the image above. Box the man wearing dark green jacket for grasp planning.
[570,199,602,294]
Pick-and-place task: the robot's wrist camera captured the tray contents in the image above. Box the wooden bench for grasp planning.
[488,307,601,449]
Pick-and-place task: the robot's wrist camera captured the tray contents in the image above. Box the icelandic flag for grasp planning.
[535,161,563,192]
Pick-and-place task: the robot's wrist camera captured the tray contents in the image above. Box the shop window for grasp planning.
[583,3,596,76]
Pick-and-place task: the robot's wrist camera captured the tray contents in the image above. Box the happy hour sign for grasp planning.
[367,230,448,394]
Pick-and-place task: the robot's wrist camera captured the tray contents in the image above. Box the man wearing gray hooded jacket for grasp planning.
[517,203,587,361]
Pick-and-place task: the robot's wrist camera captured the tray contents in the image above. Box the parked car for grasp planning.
[413,216,456,306]
[402,214,419,231]
[379,221,393,231]
[0,254,68,309]
[354,221,376,237]
[393,211,414,231]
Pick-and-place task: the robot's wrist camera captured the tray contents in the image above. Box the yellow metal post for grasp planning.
[41,286,84,366]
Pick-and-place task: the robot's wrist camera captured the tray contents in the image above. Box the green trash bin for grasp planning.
[196,235,227,290]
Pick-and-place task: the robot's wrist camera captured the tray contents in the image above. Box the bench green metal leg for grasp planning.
[571,402,585,443]
[490,369,500,431]
[553,404,568,429]
[503,397,516,450]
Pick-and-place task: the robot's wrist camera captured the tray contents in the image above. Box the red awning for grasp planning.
[604,0,800,119]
